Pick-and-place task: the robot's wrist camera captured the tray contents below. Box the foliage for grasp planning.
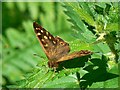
[2,2,119,89]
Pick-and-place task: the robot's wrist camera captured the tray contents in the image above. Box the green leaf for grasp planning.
[106,23,118,31]
[43,75,79,88]
[65,2,95,27]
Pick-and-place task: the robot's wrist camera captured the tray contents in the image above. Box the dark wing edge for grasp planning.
[57,50,93,62]
[33,22,52,59]
[33,21,43,31]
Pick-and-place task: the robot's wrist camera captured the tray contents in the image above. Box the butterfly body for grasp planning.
[33,22,92,68]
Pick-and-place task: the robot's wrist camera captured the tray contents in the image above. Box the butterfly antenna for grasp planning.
[92,51,103,56]
[33,53,46,60]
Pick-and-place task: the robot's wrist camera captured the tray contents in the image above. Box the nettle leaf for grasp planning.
[63,2,111,55]
[24,69,53,88]
[63,2,96,43]
[12,55,119,88]
[42,75,79,88]
[63,3,88,33]
[62,2,119,88]
[65,2,95,27]
[105,23,118,31]
[69,40,93,52]
[12,65,80,88]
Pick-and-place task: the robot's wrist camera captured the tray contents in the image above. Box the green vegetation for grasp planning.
[1,2,119,89]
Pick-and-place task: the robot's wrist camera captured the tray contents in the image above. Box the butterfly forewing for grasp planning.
[33,22,56,59]
[33,22,70,61]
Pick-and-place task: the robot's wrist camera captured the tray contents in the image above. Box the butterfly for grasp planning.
[33,22,92,68]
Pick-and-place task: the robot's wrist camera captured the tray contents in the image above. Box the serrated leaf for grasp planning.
[66,2,95,27]
[106,23,118,31]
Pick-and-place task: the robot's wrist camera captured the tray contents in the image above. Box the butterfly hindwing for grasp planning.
[54,36,70,59]
[57,50,92,62]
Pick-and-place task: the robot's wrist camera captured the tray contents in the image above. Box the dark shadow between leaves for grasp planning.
[53,54,119,89]
[80,55,119,88]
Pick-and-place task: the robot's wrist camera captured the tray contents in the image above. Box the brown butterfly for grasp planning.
[33,22,92,68]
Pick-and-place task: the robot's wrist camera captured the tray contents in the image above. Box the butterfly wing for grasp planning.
[33,22,70,61]
[33,22,56,59]
[54,36,70,59]
[57,50,93,63]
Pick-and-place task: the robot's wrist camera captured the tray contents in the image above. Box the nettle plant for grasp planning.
[7,2,119,88]
[63,2,119,63]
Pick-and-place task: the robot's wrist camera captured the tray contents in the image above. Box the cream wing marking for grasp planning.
[33,22,58,60]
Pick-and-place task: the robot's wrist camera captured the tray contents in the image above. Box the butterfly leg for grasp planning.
[48,61,59,68]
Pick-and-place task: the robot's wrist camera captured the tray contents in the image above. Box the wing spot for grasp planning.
[41,30,44,33]
[36,28,40,30]
[37,32,41,36]
[46,32,49,35]
[57,39,59,41]
[53,41,56,44]
[44,44,48,47]
[41,39,44,42]
[44,36,48,39]
[49,36,52,39]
